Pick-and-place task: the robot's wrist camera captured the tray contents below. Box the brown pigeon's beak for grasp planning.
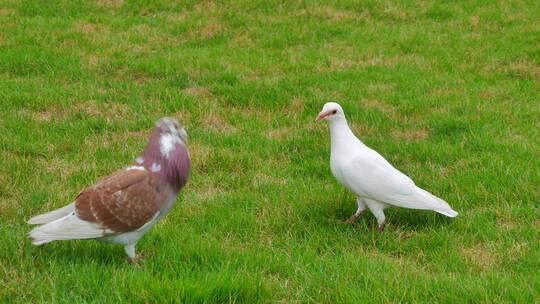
[316,111,331,122]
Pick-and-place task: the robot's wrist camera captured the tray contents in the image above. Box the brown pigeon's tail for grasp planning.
[28,212,105,246]
[28,203,75,225]
[27,231,54,246]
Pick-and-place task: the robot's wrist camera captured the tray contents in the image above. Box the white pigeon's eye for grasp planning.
[332,110,337,114]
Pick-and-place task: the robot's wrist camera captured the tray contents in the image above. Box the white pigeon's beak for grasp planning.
[316,111,331,122]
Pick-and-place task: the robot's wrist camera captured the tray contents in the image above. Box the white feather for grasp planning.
[28,203,75,225]
[323,102,458,219]
[126,165,145,171]
[28,212,107,245]
[150,163,161,172]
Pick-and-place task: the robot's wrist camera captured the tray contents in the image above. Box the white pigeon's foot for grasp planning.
[377,220,386,233]
[343,210,364,225]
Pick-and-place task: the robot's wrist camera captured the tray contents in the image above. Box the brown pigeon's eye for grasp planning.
[332,110,337,114]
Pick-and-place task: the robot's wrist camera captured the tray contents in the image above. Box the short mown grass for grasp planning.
[1,0,539,302]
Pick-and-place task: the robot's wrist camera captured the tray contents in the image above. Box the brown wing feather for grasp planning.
[75,169,162,233]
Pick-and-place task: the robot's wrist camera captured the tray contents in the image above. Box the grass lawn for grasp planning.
[1,0,539,302]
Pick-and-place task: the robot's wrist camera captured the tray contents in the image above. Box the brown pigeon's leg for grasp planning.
[377,220,386,232]
[344,197,367,225]
[128,253,145,265]
[124,244,144,265]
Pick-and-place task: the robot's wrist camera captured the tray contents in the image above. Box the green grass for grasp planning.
[1,0,539,302]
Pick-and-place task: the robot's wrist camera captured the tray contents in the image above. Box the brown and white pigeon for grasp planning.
[27,117,190,262]
[316,102,457,231]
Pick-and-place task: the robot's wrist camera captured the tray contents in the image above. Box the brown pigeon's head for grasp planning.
[156,117,187,145]
[316,101,345,122]
[139,117,190,190]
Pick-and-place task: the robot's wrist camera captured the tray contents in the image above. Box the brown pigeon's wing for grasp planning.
[75,169,163,234]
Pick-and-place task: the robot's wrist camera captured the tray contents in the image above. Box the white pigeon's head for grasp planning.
[316,101,345,122]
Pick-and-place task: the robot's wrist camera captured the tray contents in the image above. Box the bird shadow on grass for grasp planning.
[386,210,455,230]
[29,241,135,268]
[321,203,455,233]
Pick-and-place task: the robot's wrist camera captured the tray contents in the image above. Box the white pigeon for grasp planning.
[316,102,458,231]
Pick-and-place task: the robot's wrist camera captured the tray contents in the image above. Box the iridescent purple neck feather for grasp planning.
[137,118,190,191]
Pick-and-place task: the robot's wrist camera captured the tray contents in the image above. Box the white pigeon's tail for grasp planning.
[28,203,75,225]
[416,187,458,217]
[435,209,458,217]
[28,212,105,246]
[390,186,458,217]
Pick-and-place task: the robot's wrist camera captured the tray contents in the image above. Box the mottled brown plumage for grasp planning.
[75,169,171,233]
[27,117,190,263]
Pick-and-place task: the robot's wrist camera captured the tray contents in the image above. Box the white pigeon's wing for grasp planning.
[343,154,453,212]
[343,154,414,202]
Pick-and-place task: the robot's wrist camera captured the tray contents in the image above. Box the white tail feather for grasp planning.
[28,203,75,225]
[28,212,106,246]
[415,188,458,217]
[435,209,458,217]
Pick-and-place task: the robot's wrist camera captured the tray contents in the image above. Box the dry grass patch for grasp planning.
[305,5,356,21]
[324,53,427,72]
[37,157,74,180]
[460,243,498,269]
[182,86,214,101]
[507,60,540,78]
[73,101,132,121]
[186,18,225,40]
[201,112,238,134]
[361,98,398,117]
[367,82,394,93]
[430,87,459,98]
[83,129,146,152]
[84,134,112,149]
[497,217,518,231]
[72,21,110,46]
[391,128,429,141]
[192,183,225,201]
[17,108,59,123]
[33,111,53,123]
[94,0,124,7]
[266,126,293,140]
[188,141,212,169]
[229,32,255,48]
[381,3,410,20]
[470,16,480,28]
[74,21,97,34]
[284,98,305,117]
[327,55,386,70]
[350,122,378,138]
[0,8,15,17]
[231,106,275,124]
[199,23,222,39]
[482,59,540,79]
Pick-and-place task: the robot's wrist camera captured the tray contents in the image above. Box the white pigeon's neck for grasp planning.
[328,116,361,151]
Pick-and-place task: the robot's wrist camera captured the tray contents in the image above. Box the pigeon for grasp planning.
[316,102,457,231]
[28,117,190,262]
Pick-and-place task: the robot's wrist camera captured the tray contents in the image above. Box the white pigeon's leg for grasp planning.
[365,199,388,232]
[344,197,367,224]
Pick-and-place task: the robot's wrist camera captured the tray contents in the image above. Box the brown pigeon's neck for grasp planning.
[137,130,189,192]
